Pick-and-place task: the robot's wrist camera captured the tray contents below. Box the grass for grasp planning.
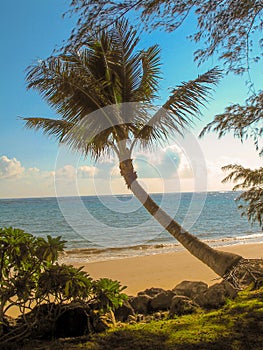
[20,287,263,350]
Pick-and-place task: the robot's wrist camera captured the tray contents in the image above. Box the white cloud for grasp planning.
[80,161,119,179]
[27,167,40,175]
[55,165,76,180]
[78,165,98,178]
[0,155,25,179]
[133,145,196,180]
[3,133,261,198]
[55,164,101,180]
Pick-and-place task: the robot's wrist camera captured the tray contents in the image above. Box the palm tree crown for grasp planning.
[25,20,220,160]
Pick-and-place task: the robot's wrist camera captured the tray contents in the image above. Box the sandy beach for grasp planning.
[6,243,263,318]
[73,243,263,295]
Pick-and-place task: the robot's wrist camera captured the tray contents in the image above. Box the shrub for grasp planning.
[0,227,127,344]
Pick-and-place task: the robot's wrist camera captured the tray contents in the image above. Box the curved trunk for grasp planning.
[119,158,242,277]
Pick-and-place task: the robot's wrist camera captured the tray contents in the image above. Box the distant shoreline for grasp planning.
[0,189,237,200]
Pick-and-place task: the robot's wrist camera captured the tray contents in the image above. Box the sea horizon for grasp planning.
[1,191,262,263]
[0,189,235,200]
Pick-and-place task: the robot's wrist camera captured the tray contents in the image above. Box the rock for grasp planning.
[173,281,208,299]
[138,287,165,298]
[115,300,135,322]
[55,306,89,338]
[153,312,162,320]
[195,281,237,309]
[150,290,176,311]
[129,295,152,314]
[169,296,199,317]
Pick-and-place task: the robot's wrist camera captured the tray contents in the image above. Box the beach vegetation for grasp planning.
[0,227,65,335]
[93,278,127,313]
[22,19,247,280]
[0,227,127,345]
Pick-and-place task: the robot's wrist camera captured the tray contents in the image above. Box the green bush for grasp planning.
[0,227,127,344]
[93,278,128,313]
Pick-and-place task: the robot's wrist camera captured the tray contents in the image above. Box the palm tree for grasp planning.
[23,20,242,277]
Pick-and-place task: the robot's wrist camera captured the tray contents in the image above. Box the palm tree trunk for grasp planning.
[119,158,242,277]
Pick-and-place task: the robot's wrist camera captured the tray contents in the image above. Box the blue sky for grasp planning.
[0,1,262,198]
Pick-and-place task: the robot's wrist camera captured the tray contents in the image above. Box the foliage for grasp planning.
[0,227,66,315]
[221,165,263,228]
[23,19,221,161]
[83,287,263,350]
[93,278,127,313]
[37,264,93,301]
[0,227,127,345]
[0,227,67,342]
[201,92,263,156]
[66,0,263,74]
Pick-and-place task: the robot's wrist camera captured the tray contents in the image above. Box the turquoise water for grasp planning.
[0,192,262,262]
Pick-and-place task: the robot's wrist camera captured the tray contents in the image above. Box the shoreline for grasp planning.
[60,235,263,264]
[72,242,263,295]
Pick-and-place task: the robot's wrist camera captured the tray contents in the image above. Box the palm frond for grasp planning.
[133,44,161,101]
[107,19,146,103]
[26,55,111,122]
[132,67,222,149]
[22,117,73,142]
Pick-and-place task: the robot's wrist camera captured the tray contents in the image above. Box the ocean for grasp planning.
[0,192,262,263]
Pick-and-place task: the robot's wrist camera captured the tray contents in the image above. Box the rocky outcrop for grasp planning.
[169,295,199,317]
[195,281,237,308]
[173,280,208,299]
[150,290,176,311]
[8,279,239,343]
[129,294,152,314]
[138,287,165,298]
[126,280,238,321]
[130,288,175,313]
